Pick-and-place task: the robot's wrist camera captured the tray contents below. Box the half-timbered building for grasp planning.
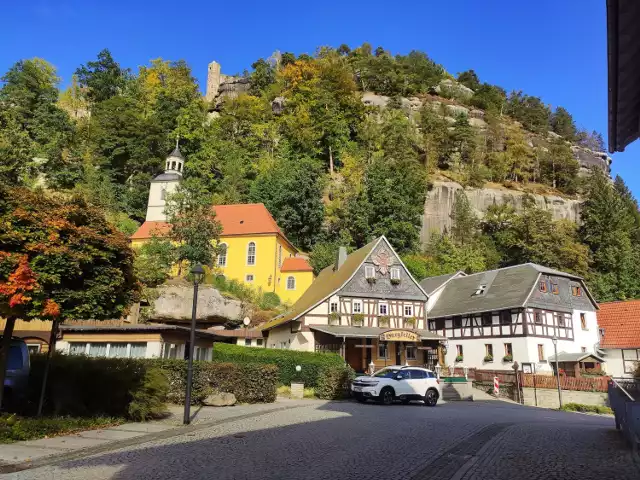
[423,264,600,374]
[261,237,446,372]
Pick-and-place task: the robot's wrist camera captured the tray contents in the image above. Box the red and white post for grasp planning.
[493,376,500,397]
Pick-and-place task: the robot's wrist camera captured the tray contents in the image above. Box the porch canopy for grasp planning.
[309,325,446,341]
[549,352,605,364]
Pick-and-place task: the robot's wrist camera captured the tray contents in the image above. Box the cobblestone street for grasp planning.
[4,400,639,480]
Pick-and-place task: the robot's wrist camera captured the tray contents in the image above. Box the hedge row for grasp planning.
[212,343,353,396]
[26,355,278,420]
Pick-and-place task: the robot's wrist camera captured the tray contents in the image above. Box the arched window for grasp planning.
[247,242,256,265]
[217,243,227,267]
[166,161,170,170]
[177,163,182,172]
[171,161,176,170]
[286,276,296,290]
[160,187,167,201]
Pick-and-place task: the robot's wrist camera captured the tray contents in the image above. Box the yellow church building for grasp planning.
[130,146,314,304]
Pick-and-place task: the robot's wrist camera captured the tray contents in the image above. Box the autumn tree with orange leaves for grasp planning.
[0,186,139,408]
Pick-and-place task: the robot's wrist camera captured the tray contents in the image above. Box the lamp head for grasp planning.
[552,336,558,345]
[243,317,251,327]
[191,263,205,284]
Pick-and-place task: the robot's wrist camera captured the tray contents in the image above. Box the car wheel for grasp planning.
[424,388,438,407]
[379,387,395,405]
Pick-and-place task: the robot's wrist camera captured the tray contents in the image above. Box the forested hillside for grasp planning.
[0,44,638,302]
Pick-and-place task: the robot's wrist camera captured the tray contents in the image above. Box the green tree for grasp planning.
[504,91,550,133]
[166,179,222,270]
[450,190,478,245]
[540,139,579,193]
[0,186,139,407]
[75,49,129,103]
[249,58,276,95]
[250,154,326,251]
[550,106,577,141]
[134,236,177,287]
[470,83,506,114]
[457,69,480,91]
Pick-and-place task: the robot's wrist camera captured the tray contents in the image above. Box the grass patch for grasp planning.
[276,385,317,399]
[0,414,123,444]
[559,403,613,415]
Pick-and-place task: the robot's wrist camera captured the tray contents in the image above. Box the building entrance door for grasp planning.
[395,343,402,365]
[346,338,363,372]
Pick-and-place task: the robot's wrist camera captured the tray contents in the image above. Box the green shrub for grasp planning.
[127,368,169,421]
[258,292,281,310]
[560,403,613,415]
[212,343,351,398]
[315,365,356,399]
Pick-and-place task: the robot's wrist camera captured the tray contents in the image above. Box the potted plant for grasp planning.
[502,354,513,362]
[352,313,364,327]
[328,312,340,326]
[378,315,390,328]
[455,355,463,363]
[483,354,493,363]
[404,317,416,328]
[390,277,401,285]
[366,276,376,285]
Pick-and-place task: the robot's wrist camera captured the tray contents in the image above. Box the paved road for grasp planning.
[4,400,639,480]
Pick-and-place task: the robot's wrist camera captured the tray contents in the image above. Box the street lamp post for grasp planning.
[184,263,205,425]
[551,336,562,409]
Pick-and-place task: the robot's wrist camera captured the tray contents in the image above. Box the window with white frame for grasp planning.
[379,303,388,316]
[217,243,227,267]
[404,305,413,317]
[163,343,178,359]
[330,301,338,313]
[27,344,41,355]
[622,349,640,374]
[247,242,256,265]
[71,342,147,358]
[390,267,401,280]
[378,342,388,359]
[353,300,362,314]
[406,344,416,360]
[365,265,375,279]
[286,276,296,290]
[245,274,254,283]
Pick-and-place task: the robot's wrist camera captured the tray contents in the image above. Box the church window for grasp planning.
[218,243,227,267]
[160,188,167,201]
[247,242,256,265]
[286,276,296,290]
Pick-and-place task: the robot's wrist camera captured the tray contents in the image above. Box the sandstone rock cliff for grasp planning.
[152,284,243,322]
[421,180,582,245]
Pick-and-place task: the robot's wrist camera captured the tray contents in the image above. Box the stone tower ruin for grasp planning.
[206,61,222,103]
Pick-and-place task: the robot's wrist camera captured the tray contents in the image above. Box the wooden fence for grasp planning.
[521,374,609,392]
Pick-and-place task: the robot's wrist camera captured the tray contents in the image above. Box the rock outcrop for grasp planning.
[421,180,582,245]
[152,284,243,322]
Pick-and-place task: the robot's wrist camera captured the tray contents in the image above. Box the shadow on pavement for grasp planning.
[46,399,637,480]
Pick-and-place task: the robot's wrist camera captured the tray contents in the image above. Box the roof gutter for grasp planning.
[607,0,620,153]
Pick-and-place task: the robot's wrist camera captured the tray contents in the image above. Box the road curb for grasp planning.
[0,403,308,474]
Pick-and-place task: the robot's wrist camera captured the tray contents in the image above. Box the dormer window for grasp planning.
[365,266,375,279]
[390,268,400,280]
[571,285,582,296]
[550,281,559,295]
[539,280,548,293]
[474,284,487,296]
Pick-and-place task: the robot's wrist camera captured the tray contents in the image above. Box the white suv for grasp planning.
[351,366,441,406]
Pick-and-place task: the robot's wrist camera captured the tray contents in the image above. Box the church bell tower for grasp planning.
[145,142,184,222]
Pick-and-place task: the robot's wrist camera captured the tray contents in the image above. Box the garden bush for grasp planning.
[27,354,279,418]
[560,403,613,415]
[212,343,353,399]
[0,414,122,443]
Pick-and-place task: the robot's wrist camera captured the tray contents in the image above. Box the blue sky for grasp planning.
[2,0,638,197]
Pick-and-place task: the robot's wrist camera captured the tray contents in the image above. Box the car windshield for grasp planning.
[373,368,400,378]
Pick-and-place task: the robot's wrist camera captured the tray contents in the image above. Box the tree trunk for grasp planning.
[37,319,59,416]
[0,316,17,410]
[329,146,334,175]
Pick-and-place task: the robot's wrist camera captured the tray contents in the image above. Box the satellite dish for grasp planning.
[243,317,251,326]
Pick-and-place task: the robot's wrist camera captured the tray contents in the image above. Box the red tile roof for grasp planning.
[210,329,263,339]
[281,257,313,272]
[131,203,296,251]
[131,221,171,240]
[597,299,640,349]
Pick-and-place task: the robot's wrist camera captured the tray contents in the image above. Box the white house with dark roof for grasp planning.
[422,264,601,374]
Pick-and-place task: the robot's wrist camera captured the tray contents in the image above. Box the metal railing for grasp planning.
[608,378,640,456]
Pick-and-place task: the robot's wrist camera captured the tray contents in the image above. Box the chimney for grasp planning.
[335,246,348,271]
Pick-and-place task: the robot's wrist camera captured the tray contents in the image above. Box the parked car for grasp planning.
[351,366,441,406]
[1,337,30,409]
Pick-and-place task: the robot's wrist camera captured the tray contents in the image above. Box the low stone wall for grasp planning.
[442,381,473,401]
[473,381,516,400]
[522,387,608,408]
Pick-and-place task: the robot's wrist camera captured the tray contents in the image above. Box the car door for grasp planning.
[394,369,413,395]
[405,369,428,396]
